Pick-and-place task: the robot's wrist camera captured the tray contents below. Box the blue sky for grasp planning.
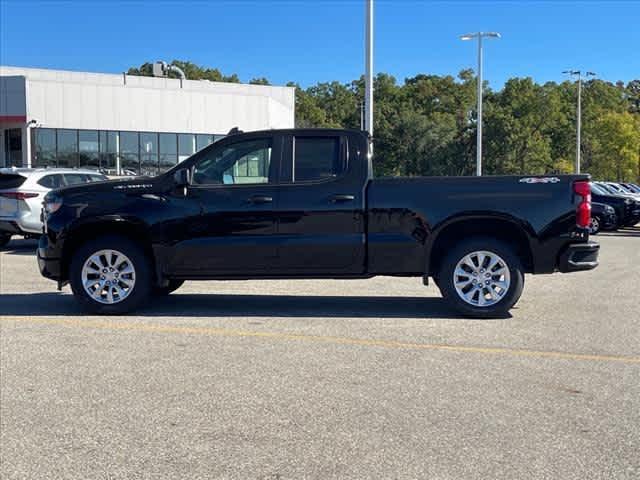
[1,1,638,89]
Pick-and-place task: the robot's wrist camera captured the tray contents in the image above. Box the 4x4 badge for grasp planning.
[519,177,561,184]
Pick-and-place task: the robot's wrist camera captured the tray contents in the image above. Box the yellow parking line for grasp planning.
[1,315,639,364]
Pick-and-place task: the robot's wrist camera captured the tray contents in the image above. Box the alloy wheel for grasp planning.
[81,249,136,304]
[453,250,511,307]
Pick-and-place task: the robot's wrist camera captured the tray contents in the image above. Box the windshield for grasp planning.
[590,183,609,195]
[597,183,616,194]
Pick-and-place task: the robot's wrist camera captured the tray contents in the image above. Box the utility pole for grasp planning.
[365,0,374,147]
[460,32,501,176]
[563,70,596,174]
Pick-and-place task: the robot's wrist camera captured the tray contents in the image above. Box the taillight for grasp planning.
[0,191,39,200]
[574,181,591,228]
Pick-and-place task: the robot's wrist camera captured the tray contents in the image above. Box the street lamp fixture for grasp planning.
[460,32,501,176]
[563,70,596,174]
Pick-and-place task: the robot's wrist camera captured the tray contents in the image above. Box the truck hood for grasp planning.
[54,176,161,197]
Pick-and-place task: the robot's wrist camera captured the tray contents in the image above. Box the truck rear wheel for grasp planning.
[437,237,524,318]
[69,235,153,314]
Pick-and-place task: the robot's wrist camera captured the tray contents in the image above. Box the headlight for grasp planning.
[43,192,63,214]
[606,205,615,213]
[624,198,632,205]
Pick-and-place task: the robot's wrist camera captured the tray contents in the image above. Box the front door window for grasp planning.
[192,138,273,185]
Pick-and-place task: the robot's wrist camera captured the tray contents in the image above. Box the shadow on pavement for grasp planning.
[0,238,38,256]
[0,292,499,320]
[599,227,640,238]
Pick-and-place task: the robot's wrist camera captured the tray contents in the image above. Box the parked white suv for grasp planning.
[0,168,107,248]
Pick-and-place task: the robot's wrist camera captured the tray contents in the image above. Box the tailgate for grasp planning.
[0,194,19,216]
[0,173,27,217]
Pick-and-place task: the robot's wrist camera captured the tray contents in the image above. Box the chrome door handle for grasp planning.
[248,195,273,204]
[329,194,355,203]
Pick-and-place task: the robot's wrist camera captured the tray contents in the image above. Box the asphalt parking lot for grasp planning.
[1,229,639,480]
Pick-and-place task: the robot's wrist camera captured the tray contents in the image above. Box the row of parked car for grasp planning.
[0,167,108,247]
[589,181,640,234]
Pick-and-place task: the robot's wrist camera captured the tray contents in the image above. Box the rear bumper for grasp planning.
[0,220,22,235]
[0,219,41,236]
[37,234,62,280]
[558,241,599,272]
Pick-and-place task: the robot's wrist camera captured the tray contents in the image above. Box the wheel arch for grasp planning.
[61,217,155,281]
[427,215,535,277]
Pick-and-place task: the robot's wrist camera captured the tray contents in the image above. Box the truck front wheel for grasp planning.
[437,237,524,318]
[69,236,153,314]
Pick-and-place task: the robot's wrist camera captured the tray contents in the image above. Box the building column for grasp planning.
[23,124,32,168]
[116,132,121,175]
[0,129,5,167]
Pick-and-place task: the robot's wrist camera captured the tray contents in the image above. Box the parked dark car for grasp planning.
[589,202,617,234]
[37,128,599,318]
[591,182,640,227]
[621,183,640,194]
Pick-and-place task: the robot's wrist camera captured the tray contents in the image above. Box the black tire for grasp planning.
[588,216,601,235]
[69,235,153,314]
[436,237,525,318]
[0,233,10,248]
[153,279,184,296]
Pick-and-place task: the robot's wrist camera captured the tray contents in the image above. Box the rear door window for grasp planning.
[37,174,65,189]
[63,174,89,185]
[292,137,343,182]
[0,173,27,189]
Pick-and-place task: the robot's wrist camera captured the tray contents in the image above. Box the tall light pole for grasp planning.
[460,32,501,176]
[563,70,596,174]
[365,0,374,144]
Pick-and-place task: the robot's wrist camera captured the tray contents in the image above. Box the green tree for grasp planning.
[128,60,640,180]
[590,112,640,181]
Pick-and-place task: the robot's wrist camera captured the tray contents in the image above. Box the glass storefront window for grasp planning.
[119,131,139,175]
[178,134,195,162]
[56,129,78,167]
[159,133,177,172]
[78,130,99,170]
[196,134,214,152]
[30,128,219,174]
[140,132,158,176]
[99,131,117,174]
[33,128,56,167]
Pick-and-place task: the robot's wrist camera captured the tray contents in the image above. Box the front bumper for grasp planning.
[601,212,617,230]
[0,219,41,236]
[558,241,599,272]
[37,234,62,280]
[625,208,640,226]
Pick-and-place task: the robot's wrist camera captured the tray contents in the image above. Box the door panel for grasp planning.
[275,134,366,274]
[167,134,280,276]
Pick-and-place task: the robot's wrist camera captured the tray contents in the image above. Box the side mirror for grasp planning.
[173,168,191,188]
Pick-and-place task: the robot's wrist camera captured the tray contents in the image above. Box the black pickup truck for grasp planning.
[38,128,599,317]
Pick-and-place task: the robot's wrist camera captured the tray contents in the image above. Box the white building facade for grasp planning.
[0,66,295,175]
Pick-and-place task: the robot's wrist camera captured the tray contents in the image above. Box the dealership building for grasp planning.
[0,66,295,175]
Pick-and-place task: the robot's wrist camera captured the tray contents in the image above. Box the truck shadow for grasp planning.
[0,238,38,256]
[0,292,508,319]
[599,227,640,238]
